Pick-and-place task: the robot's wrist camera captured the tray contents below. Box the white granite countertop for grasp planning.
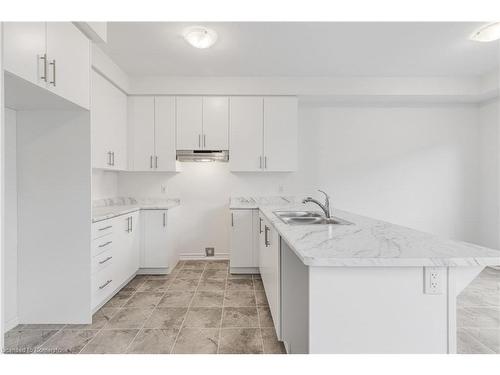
[92,197,180,223]
[229,196,296,209]
[233,197,500,267]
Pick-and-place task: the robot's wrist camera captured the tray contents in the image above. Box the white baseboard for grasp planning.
[4,316,19,332]
[180,252,229,261]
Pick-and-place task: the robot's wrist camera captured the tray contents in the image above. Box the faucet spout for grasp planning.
[302,190,332,218]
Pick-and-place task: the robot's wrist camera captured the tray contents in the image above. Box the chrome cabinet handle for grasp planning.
[264,156,267,169]
[198,134,201,148]
[203,134,206,148]
[163,212,166,227]
[264,226,270,247]
[130,216,133,232]
[259,156,262,169]
[99,279,112,289]
[150,155,153,169]
[107,151,112,166]
[49,59,56,86]
[40,54,47,82]
[98,241,112,248]
[99,256,112,265]
[231,212,234,227]
[111,152,115,166]
[98,225,112,231]
[259,218,263,233]
[155,156,158,169]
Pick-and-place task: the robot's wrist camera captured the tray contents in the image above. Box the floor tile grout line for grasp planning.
[169,262,207,354]
[216,267,229,354]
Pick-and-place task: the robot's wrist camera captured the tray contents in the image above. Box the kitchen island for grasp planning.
[230,197,500,354]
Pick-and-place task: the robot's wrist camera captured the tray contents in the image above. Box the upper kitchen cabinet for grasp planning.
[176,96,203,150]
[154,97,177,171]
[128,96,178,171]
[229,97,264,172]
[91,70,127,170]
[3,22,46,89]
[176,96,229,150]
[263,97,298,171]
[202,96,229,150]
[3,22,90,109]
[229,96,297,172]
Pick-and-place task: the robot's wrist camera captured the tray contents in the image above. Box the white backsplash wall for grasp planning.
[92,169,119,200]
[299,104,481,244]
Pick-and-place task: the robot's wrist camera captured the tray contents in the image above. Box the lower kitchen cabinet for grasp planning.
[114,212,140,286]
[140,210,170,273]
[229,209,259,272]
[259,213,281,339]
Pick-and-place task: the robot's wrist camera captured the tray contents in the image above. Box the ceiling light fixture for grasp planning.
[183,26,218,49]
[470,22,500,42]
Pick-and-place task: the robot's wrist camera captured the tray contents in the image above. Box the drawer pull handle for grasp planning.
[99,279,112,289]
[99,256,112,265]
[98,225,112,231]
[98,241,112,248]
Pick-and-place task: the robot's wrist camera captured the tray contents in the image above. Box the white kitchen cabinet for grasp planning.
[176,96,229,150]
[259,213,281,338]
[3,22,90,109]
[3,22,46,88]
[140,210,170,272]
[46,22,90,109]
[91,70,127,170]
[114,212,140,286]
[128,96,178,171]
[229,97,264,171]
[202,96,229,150]
[230,209,259,272]
[154,96,177,171]
[263,97,298,171]
[176,96,203,150]
[229,96,297,172]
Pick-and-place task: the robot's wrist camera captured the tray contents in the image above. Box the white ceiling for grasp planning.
[100,22,499,77]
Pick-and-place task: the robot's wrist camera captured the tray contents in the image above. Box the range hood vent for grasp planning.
[176,150,229,162]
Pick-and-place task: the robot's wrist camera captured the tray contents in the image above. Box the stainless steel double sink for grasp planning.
[273,211,353,225]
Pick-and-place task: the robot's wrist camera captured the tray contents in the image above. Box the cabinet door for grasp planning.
[252,210,261,268]
[141,210,169,269]
[230,210,253,269]
[113,215,132,287]
[203,96,229,150]
[154,97,177,171]
[128,96,155,171]
[128,212,140,275]
[263,97,298,171]
[229,97,264,172]
[176,96,203,150]
[46,22,90,109]
[3,22,46,88]
[91,71,127,170]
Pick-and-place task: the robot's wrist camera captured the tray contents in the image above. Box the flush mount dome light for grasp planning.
[470,22,500,42]
[183,26,218,49]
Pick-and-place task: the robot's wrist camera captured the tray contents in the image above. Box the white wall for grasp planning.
[92,169,118,200]
[299,104,481,243]
[478,99,499,249]
[4,108,18,331]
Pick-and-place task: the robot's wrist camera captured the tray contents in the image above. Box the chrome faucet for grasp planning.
[302,190,332,218]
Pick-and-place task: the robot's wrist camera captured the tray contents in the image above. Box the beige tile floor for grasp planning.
[457,266,500,354]
[5,262,499,354]
[3,260,286,354]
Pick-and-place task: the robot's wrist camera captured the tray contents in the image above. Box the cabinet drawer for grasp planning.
[92,235,113,257]
[92,248,114,275]
[91,266,115,309]
[92,221,114,239]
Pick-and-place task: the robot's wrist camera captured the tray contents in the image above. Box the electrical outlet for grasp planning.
[424,267,444,294]
[205,247,215,257]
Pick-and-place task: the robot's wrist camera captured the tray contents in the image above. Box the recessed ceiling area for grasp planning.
[99,22,499,77]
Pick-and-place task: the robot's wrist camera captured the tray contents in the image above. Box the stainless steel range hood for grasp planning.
[176,150,229,162]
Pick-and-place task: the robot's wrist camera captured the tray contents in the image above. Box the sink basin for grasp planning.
[273,211,353,225]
